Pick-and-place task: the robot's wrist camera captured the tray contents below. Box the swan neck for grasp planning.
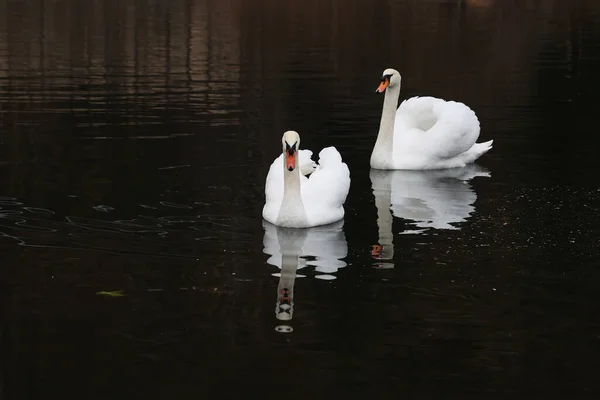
[283,167,301,197]
[282,165,304,210]
[372,84,401,166]
[380,85,400,141]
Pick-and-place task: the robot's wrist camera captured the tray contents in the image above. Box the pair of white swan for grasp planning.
[263,68,494,228]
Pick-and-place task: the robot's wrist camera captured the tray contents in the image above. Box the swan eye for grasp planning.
[381,74,392,84]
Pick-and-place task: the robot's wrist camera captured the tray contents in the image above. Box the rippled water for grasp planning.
[1,0,600,397]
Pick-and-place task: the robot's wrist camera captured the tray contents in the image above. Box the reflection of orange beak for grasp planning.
[376,78,390,93]
[280,288,292,302]
[371,244,382,257]
[286,151,296,171]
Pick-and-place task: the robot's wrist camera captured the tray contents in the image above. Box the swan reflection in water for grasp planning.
[262,220,347,333]
[370,164,490,267]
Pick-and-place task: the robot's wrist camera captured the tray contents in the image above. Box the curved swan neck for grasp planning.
[378,84,401,143]
[371,84,401,168]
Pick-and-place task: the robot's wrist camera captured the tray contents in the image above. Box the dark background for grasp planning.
[1,0,600,397]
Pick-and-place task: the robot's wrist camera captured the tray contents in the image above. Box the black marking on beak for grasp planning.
[376,74,393,93]
[285,142,297,156]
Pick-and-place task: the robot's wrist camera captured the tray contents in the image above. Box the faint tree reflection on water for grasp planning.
[0,0,599,397]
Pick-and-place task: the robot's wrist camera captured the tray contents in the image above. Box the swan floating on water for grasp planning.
[262,130,351,228]
[371,68,493,170]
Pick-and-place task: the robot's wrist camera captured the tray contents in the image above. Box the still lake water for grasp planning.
[1,0,600,397]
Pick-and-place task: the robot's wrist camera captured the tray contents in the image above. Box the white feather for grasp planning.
[371,68,493,170]
[263,131,351,228]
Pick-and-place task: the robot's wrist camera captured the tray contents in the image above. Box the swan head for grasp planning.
[281,130,300,172]
[376,68,401,93]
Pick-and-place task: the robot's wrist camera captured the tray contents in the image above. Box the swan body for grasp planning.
[262,131,351,228]
[371,68,493,170]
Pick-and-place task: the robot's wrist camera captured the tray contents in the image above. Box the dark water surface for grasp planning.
[1,0,600,397]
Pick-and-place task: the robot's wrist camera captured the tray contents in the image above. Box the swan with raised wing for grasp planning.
[371,68,493,170]
[263,131,351,228]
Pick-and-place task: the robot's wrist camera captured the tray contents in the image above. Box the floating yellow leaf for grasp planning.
[96,290,125,297]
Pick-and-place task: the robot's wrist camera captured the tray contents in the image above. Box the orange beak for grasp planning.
[286,151,296,171]
[376,78,390,93]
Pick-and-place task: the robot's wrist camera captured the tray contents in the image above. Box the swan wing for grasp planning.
[395,96,480,161]
[299,150,317,175]
[302,147,350,224]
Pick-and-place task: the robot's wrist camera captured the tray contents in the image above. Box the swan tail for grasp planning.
[300,162,317,176]
[464,140,493,163]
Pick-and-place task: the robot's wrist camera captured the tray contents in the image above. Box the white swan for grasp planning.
[262,130,351,228]
[371,68,493,170]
